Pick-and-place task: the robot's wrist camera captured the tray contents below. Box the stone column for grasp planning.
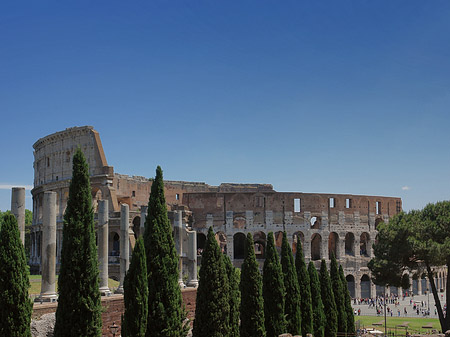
[98,200,111,295]
[226,234,234,261]
[187,230,198,287]
[116,204,130,294]
[140,206,147,237]
[174,211,185,288]
[11,187,26,245]
[39,191,57,302]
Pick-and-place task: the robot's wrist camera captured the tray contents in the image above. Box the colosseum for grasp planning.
[30,125,434,299]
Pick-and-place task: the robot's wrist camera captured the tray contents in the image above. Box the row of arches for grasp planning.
[196,231,372,261]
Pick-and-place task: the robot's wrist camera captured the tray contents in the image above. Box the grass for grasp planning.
[355,315,441,335]
[29,275,120,295]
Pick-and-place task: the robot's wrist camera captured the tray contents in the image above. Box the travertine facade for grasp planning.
[31,126,436,297]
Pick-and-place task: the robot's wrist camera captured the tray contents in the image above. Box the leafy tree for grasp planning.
[54,148,102,337]
[280,232,301,335]
[308,262,325,337]
[25,209,32,262]
[339,265,355,335]
[122,237,148,337]
[329,253,346,334]
[225,255,240,337]
[0,214,33,337]
[319,259,337,337]
[263,232,287,337]
[193,226,230,337]
[240,232,265,337]
[144,166,188,337]
[295,240,313,337]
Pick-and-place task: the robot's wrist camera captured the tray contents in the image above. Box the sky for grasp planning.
[1,1,449,212]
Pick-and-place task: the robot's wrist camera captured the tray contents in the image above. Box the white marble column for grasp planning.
[174,211,185,288]
[187,230,198,287]
[11,187,26,245]
[116,204,130,294]
[98,200,111,295]
[140,206,147,237]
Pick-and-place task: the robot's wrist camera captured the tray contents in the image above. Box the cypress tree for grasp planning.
[225,255,240,337]
[0,214,32,337]
[320,259,338,337]
[263,232,287,337]
[339,265,355,335]
[122,237,148,337]
[240,232,265,337]
[280,232,302,335]
[295,240,314,337]
[144,166,187,337]
[308,262,325,337]
[54,148,102,337]
[330,254,347,335]
[193,226,230,337]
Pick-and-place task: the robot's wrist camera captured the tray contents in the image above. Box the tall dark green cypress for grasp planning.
[240,232,265,337]
[193,226,230,337]
[296,241,314,337]
[320,259,338,337]
[330,254,347,335]
[122,237,148,337]
[144,166,187,337]
[225,255,240,337]
[339,265,355,335]
[308,262,325,337]
[263,232,287,337]
[54,148,102,337]
[280,232,301,335]
[0,214,32,337]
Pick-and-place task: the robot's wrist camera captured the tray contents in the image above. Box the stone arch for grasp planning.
[215,231,227,254]
[233,232,246,259]
[346,275,355,298]
[421,273,428,293]
[345,232,355,256]
[360,232,370,257]
[375,218,383,230]
[109,231,120,257]
[310,216,321,229]
[412,278,419,295]
[328,232,339,259]
[361,274,371,298]
[292,231,305,255]
[253,231,266,259]
[311,233,322,261]
[197,233,206,256]
[275,231,283,255]
[132,216,141,239]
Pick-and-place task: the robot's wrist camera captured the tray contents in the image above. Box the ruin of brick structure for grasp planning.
[29,126,447,297]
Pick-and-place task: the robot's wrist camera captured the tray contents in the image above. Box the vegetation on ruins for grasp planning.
[280,231,301,335]
[240,232,265,337]
[0,209,32,261]
[319,259,338,337]
[369,201,450,332]
[308,262,325,337]
[54,148,102,337]
[225,255,240,337]
[193,226,230,337]
[144,166,187,337]
[339,265,355,335]
[263,232,287,337]
[0,214,33,337]
[330,253,347,335]
[295,240,314,337]
[122,237,148,337]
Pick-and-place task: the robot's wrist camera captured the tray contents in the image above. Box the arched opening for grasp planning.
[346,275,355,298]
[375,218,383,230]
[197,233,206,256]
[390,286,398,296]
[132,216,141,239]
[233,232,246,259]
[109,231,120,259]
[253,231,266,259]
[345,232,355,256]
[292,231,304,255]
[274,231,283,255]
[412,278,419,295]
[421,273,428,293]
[215,231,227,254]
[310,216,321,229]
[360,232,370,257]
[376,285,384,297]
[328,232,339,259]
[311,233,322,261]
[361,274,371,298]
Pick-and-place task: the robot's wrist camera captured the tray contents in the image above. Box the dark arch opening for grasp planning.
[233,232,246,259]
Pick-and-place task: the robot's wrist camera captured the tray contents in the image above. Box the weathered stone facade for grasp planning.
[29,126,417,297]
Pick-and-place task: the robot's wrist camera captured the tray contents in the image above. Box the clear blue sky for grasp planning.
[1,1,449,212]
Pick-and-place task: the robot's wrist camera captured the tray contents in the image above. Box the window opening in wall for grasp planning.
[132,191,136,197]
[376,201,381,215]
[329,197,335,208]
[47,158,50,167]
[56,176,58,181]
[310,216,318,228]
[294,198,301,213]
[396,201,401,213]
[176,193,180,200]
[345,198,352,208]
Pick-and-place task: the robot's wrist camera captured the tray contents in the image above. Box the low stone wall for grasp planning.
[32,288,197,336]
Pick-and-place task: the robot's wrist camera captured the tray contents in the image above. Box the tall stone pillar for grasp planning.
[116,204,130,294]
[98,200,111,295]
[11,187,26,245]
[39,191,57,302]
[140,206,147,237]
[187,230,198,288]
[174,211,185,288]
[226,234,234,261]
